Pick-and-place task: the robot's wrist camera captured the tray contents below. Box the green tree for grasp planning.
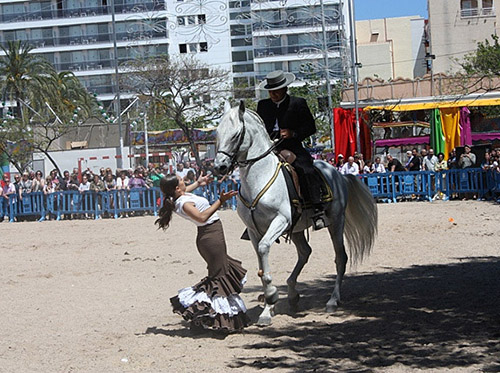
[120,55,230,166]
[0,42,97,173]
[451,34,500,94]
[0,41,54,118]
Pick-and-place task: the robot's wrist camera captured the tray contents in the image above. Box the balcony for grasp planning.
[0,31,167,50]
[0,2,166,24]
[460,7,495,18]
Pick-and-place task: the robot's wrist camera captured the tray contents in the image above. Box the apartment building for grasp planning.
[356,15,426,81]
[428,0,500,74]
[0,0,350,103]
[250,0,350,96]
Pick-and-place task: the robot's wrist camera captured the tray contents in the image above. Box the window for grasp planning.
[189,43,197,53]
[188,15,196,25]
[198,14,206,24]
[461,0,479,17]
[200,42,208,52]
[177,16,185,25]
[482,0,493,15]
[202,94,211,104]
[179,43,187,53]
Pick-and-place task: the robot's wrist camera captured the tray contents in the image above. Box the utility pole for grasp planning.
[110,0,125,169]
[143,111,149,167]
[319,0,335,151]
[347,0,361,151]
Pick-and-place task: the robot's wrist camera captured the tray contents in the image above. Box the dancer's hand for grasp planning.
[219,189,238,203]
[197,171,213,186]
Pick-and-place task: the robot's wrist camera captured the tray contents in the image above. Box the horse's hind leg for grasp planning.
[287,231,312,309]
[326,218,348,313]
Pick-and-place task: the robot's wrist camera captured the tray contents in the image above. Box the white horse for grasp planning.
[214,102,378,325]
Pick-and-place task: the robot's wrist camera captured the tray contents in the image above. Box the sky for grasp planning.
[354,0,428,20]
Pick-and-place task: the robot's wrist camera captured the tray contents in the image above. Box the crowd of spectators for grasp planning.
[0,159,241,222]
[325,146,500,176]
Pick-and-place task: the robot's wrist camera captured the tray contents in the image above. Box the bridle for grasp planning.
[216,113,283,173]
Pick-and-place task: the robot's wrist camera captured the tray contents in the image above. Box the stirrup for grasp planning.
[312,214,326,231]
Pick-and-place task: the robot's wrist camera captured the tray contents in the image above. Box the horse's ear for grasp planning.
[224,100,231,113]
[238,100,245,123]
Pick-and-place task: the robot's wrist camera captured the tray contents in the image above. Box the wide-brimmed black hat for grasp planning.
[258,70,296,91]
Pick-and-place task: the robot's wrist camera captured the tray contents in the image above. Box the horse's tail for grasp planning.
[343,174,378,264]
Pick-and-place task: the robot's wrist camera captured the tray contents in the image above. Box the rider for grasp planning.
[257,70,326,230]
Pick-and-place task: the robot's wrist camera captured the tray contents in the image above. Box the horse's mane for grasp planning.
[241,107,272,142]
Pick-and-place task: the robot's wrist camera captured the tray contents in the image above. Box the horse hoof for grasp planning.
[326,303,338,313]
[288,293,300,306]
[257,315,272,326]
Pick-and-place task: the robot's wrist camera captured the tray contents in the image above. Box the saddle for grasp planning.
[277,151,333,239]
[278,150,333,210]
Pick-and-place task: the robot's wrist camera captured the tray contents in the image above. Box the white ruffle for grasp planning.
[177,286,247,317]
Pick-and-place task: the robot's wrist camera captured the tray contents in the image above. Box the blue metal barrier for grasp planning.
[360,169,498,203]
[2,171,498,223]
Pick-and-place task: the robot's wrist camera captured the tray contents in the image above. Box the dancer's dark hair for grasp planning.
[155,175,179,230]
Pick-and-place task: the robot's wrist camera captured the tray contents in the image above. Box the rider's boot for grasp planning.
[312,203,327,231]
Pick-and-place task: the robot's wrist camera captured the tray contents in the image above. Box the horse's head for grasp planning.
[214,101,246,176]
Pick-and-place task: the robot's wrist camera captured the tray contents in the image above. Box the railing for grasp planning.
[0,182,239,223]
[460,7,495,18]
[2,171,498,223]
[360,169,500,203]
[0,2,166,24]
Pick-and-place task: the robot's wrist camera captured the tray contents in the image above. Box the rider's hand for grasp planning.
[280,129,293,139]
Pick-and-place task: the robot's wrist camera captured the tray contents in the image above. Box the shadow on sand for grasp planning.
[229,256,500,372]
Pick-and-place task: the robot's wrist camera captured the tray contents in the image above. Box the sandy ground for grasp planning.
[1,201,499,373]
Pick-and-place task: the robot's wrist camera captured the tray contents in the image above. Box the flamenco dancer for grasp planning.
[155,173,250,332]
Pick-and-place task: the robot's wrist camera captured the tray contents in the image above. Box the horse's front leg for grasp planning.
[250,214,289,325]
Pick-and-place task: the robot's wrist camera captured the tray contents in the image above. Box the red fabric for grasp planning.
[333,108,356,161]
[359,110,372,161]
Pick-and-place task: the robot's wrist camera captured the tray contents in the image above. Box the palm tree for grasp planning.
[0,40,55,118]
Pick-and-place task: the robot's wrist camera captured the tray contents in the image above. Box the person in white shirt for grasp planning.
[372,157,386,173]
[156,174,249,332]
[340,156,360,175]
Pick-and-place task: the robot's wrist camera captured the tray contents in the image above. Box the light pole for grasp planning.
[319,0,335,151]
[143,111,149,167]
[347,0,361,152]
[110,0,125,169]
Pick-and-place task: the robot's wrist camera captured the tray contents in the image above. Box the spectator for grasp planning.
[481,151,493,170]
[128,169,148,189]
[104,173,116,191]
[435,152,448,172]
[363,160,373,174]
[78,175,91,193]
[43,176,57,195]
[1,173,15,201]
[148,167,163,188]
[116,171,129,190]
[183,170,196,187]
[355,153,365,173]
[448,149,458,169]
[336,154,345,170]
[387,154,405,172]
[32,171,45,192]
[13,174,21,196]
[19,172,33,199]
[67,173,80,191]
[90,174,106,192]
[422,148,438,171]
[459,145,476,169]
[175,163,187,178]
[59,170,71,191]
[340,156,359,175]
[99,167,106,180]
[406,148,421,171]
[372,157,386,173]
